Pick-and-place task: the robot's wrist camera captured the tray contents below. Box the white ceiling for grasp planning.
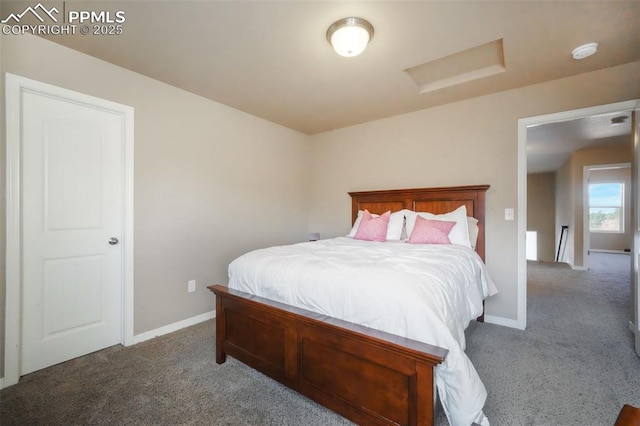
[5,0,635,136]
[527,112,633,174]
[2,1,638,171]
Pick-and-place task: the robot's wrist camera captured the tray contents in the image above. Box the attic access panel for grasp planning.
[405,39,506,94]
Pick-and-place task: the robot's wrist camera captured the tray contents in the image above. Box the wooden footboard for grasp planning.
[209,284,448,426]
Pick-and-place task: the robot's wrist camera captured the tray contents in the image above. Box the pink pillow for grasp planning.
[354,210,390,242]
[408,216,456,244]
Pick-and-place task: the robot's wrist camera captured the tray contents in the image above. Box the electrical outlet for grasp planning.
[188,280,196,293]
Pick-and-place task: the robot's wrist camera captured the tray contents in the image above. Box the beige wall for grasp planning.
[555,156,575,264]
[527,173,556,262]
[0,34,310,378]
[308,61,640,321]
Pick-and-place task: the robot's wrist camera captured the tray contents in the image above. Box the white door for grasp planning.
[20,88,124,374]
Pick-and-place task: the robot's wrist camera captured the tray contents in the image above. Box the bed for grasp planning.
[208,185,494,425]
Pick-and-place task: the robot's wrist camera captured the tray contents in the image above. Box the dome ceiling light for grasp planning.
[326,17,374,58]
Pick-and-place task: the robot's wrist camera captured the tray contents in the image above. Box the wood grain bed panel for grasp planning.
[209,184,490,426]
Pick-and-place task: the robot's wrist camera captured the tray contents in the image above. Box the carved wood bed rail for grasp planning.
[208,184,490,425]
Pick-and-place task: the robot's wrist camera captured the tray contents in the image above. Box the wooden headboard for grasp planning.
[348,185,490,261]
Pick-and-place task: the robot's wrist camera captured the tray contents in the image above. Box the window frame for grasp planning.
[588,181,625,234]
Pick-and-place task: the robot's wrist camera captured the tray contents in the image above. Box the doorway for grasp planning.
[517,99,639,330]
[4,74,135,386]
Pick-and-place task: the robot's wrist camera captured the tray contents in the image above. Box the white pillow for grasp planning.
[467,216,479,250]
[348,209,406,240]
[405,206,472,248]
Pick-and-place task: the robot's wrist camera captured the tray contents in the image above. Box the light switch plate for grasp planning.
[505,208,514,220]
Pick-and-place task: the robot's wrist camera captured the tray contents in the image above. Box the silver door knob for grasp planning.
[108,237,119,245]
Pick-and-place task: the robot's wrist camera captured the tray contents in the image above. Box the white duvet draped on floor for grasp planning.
[228,237,498,426]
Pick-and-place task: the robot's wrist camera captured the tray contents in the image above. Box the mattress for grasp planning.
[228,237,498,426]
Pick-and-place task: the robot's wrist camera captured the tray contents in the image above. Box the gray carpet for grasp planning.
[0,322,352,426]
[1,253,638,425]
[465,252,640,425]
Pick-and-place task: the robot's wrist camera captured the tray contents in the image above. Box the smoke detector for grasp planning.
[572,42,598,60]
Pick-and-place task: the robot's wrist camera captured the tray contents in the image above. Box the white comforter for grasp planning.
[228,237,498,426]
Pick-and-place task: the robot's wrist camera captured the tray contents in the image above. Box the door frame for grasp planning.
[4,73,135,387]
[517,99,640,330]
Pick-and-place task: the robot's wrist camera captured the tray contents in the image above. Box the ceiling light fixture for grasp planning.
[571,42,598,60]
[326,17,374,57]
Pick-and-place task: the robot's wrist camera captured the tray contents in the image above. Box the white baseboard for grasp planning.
[483,314,524,330]
[131,310,216,345]
[568,263,588,271]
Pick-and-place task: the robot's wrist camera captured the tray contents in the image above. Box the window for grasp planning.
[589,182,624,233]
